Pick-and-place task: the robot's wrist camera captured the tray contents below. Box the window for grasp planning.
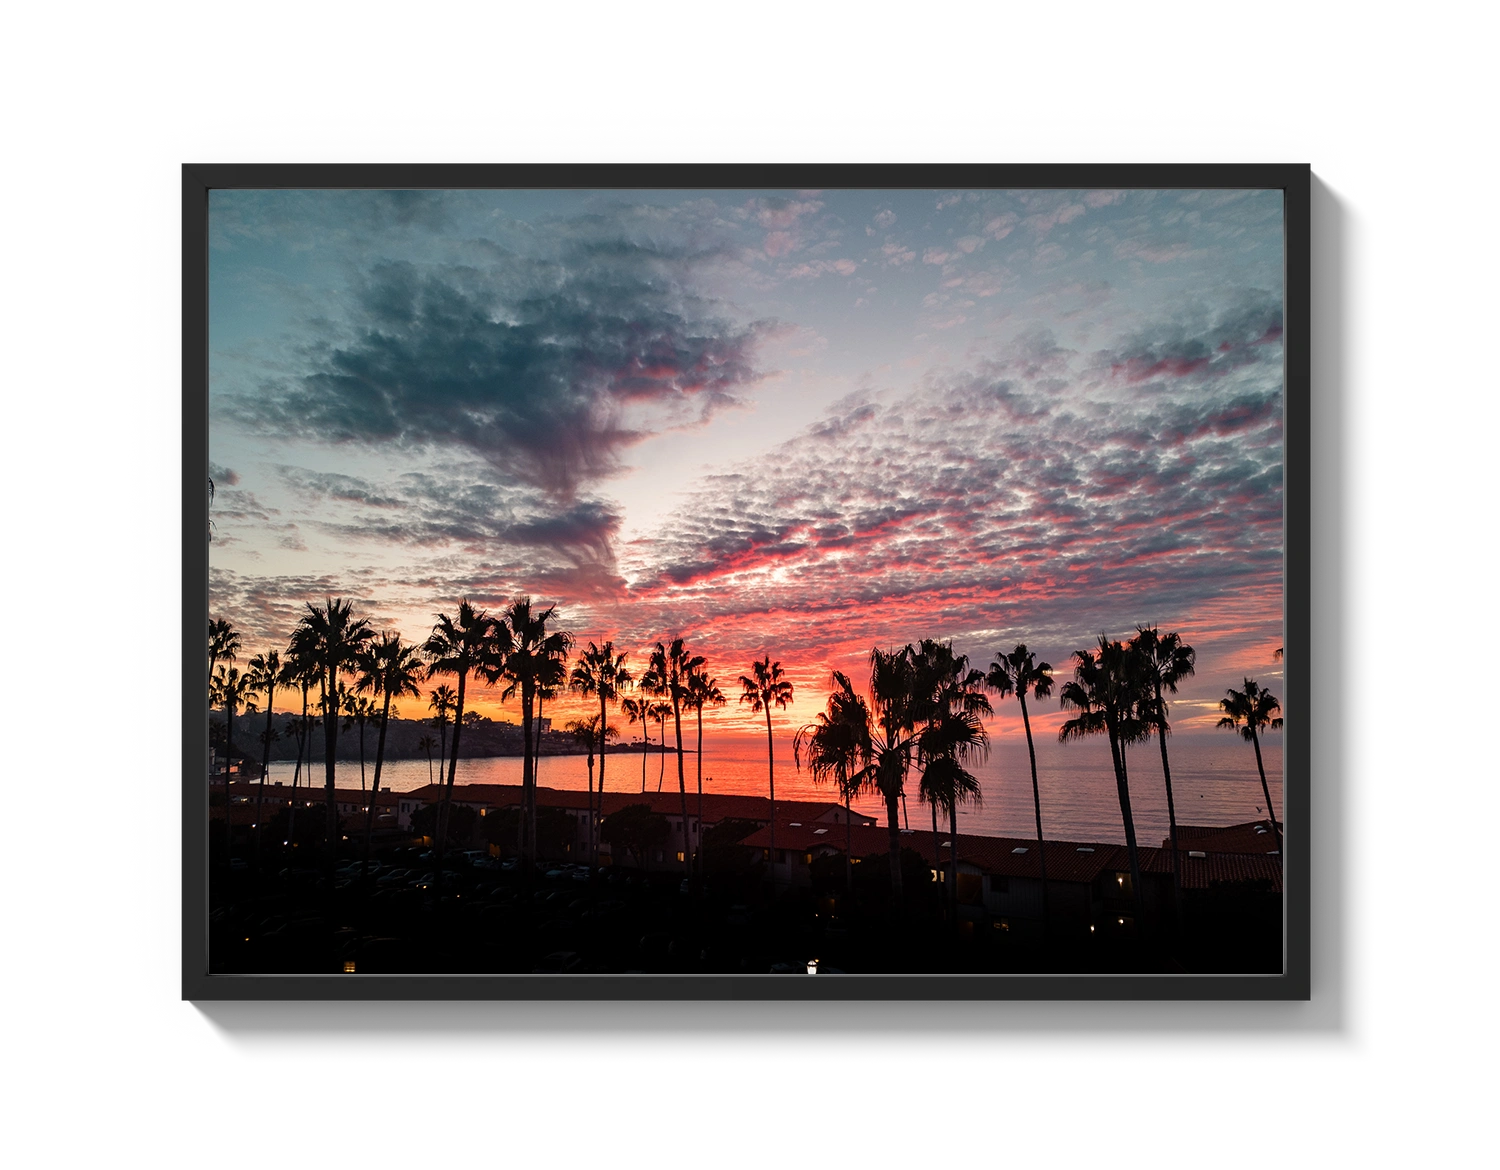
[776,849,787,864]
[676,851,685,862]
[802,852,813,865]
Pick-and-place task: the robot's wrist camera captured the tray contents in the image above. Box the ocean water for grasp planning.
[266,729,1284,848]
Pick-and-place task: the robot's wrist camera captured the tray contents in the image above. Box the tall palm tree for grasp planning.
[1059,636,1149,924]
[646,639,702,881]
[794,670,872,894]
[569,641,633,867]
[293,598,375,862]
[244,649,283,869]
[494,597,569,873]
[208,618,241,777]
[1218,678,1284,851]
[341,689,374,792]
[860,646,921,903]
[356,632,424,879]
[416,733,435,784]
[685,664,726,878]
[423,600,505,872]
[1130,626,1196,916]
[912,640,990,920]
[427,684,455,789]
[650,702,672,791]
[210,664,253,864]
[738,656,795,883]
[986,644,1055,936]
[532,633,570,799]
[620,697,650,794]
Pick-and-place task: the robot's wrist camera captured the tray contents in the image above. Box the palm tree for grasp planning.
[912,640,991,920]
[685,664,726,878]
[210,664,253,864]
[418,734,436,785]
[356,632,424,879]
[1218,678,1284,851]
[280,629,320,852]
[985,644,1055,936]
[794,670,873,894]
[293,598,375,863]
[569,641,633,867]
[1059,636,1149,924]
[208,618,241,777]
[427,684,455,788]
[423,601,505,873]
[650,702,672,791]
[245,649,283,869]
[645,639,702,881]
[532,631,570,799]
[341,689,374,792]
[861,646,921,903]
[494,597,569,873]
[738,656,795,883]
[1130,626,1196,916]
[620,697,650,793]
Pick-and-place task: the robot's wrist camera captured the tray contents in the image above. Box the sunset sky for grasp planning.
[208,186,1285,739]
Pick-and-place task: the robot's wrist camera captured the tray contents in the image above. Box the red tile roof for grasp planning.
[1165,820,1282,855]
[394,783,857,825]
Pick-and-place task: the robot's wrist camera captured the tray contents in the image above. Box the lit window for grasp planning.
[676,851,685,862]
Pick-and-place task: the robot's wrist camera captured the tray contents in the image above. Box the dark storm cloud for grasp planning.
[245,238,765,499]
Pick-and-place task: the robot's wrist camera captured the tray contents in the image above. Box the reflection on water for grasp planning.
[279,731,1283,848]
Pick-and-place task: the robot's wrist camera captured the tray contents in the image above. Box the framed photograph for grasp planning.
[185,163,1309,999]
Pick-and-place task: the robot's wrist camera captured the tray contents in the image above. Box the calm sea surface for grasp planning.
[272,730,1283,848]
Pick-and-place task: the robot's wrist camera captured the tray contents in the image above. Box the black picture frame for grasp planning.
[129,107,1368,1062]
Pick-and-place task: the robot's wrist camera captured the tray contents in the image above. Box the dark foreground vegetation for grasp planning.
[209,835,1280,977]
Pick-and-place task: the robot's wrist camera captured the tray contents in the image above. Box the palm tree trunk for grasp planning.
[521,682,535,872]
[765,707,776,889]
[362,689,393,884]
[844,792,853,896]
[1019,693,1050,940]
[673,702,690,882]
[256,683,275,871]
[1108,726,1146,925]
[695,708,704,881]
[597,694,609,868]
[930,801,941,901]
[435,670,468,894]
[640,721,648,793]
[1250,728,1282,851]
[1154,679,1183,929]
[357,718,366,791]
[884,786,903,903]
[224,700,235,866]
[949,799,960,924]
[657,717,666,791]
[586,749,595,868]
[322,672,339,868]
[287,687,307,850]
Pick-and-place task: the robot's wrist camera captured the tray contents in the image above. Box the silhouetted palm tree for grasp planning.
[208,618,240,777]
[210,664,253,864]
[342,689,374,791]
[570,641,633,867]
[423,601,504,873]
[417,734,436,785]
[281,628,320,851]
[1059,636,1148,924]
[986,644,1055,936]
[245,649,283,868]
[685,664,726,878]
[1130,626,1195,915]
[293,598,375,863]
[646,639,702,881]
[794,670,872,894]
[356,632,424,879]
[494,597,568,873]
[739,656,795,883]
[620,697,650,794]
[1218,678,1284,851]
[427,684,455,788]
[913,640,990,920]
[859,646,921,903]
